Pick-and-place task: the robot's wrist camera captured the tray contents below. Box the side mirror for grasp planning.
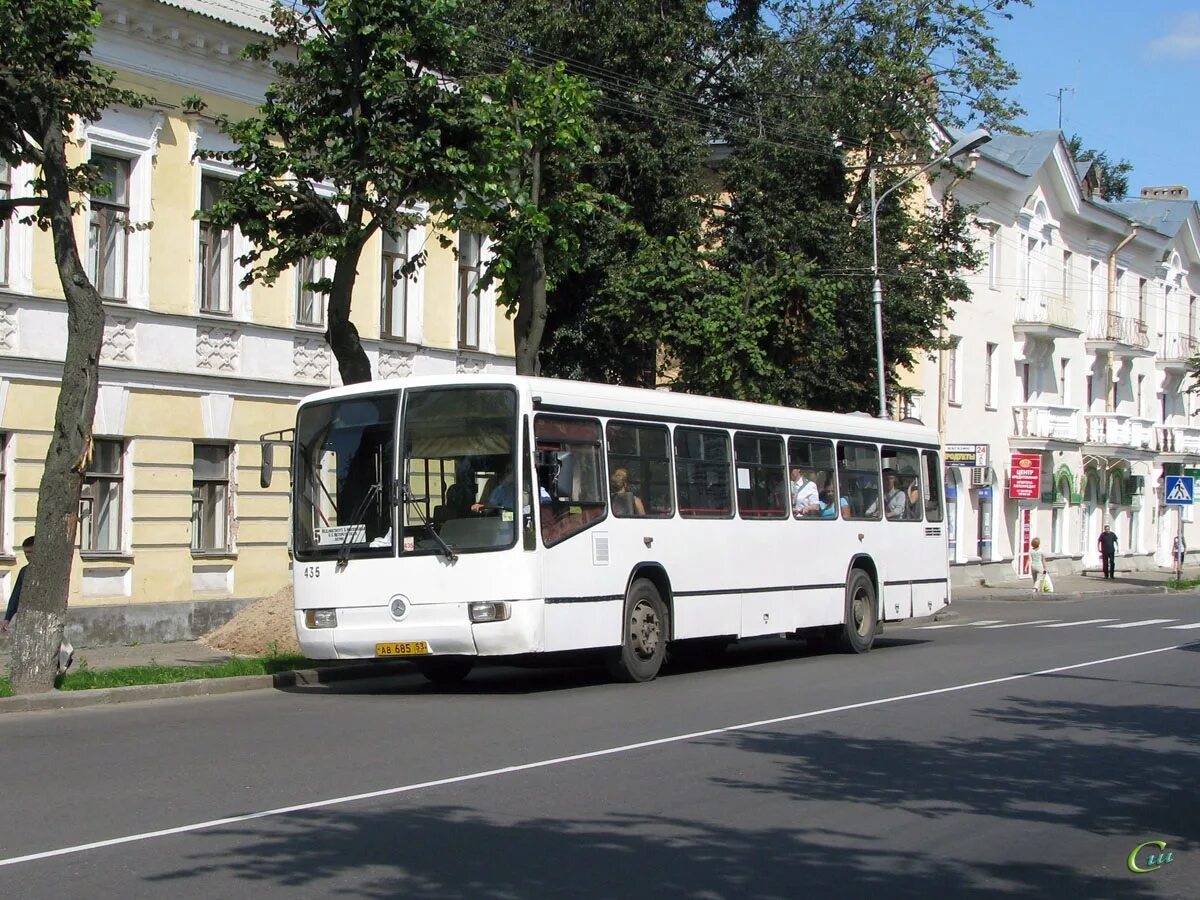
[260,441,274,489]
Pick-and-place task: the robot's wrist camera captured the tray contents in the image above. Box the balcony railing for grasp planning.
[1086,310,1150,349]
[1156,425,1200,455]
[1085,413,1156,449]
[1015,293,1076,330]
[1161,331,1199,360]
[1012,404,1080,442]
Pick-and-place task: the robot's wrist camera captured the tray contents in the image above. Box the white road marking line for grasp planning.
[913,624,967,630]
[1098,619,1178,629]
[1038,619,1119,628]
[1163,623,1200,630]
[967,620,1003,626]
[0,642,1192,870]
[977,620,1060,629]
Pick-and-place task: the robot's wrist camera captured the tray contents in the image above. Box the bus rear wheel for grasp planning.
[838,569,877,654]
[416,656,474,685]
[607,579,668,683]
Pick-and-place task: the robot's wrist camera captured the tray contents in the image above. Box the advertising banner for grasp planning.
[945,444,989,468]
[1009,453,1042,500]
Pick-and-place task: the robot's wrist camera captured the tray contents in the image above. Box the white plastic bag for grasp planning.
[1037,572,1054,594]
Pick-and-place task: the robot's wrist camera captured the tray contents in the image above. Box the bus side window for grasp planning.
[788,436,837,519]
[922,450,944,522]
[882,445,922,522]
[674,427,733,518]
[606,421,673,518]
[837,441,881,520]
[734,432,787,519]
[534,415,606,547]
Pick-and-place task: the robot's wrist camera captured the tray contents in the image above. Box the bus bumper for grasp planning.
[294,600,543,659]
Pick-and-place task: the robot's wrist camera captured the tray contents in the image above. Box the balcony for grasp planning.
[1012,293,1081,340]
[1084,413,1157,451]
[1011,403,1081,448]
[1085,311,1153,358]
[1156,424,1200,458]
[1158,331,1198,372]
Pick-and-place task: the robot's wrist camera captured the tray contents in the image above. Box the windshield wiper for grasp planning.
[400,482,458,563]
[336,482,381,568]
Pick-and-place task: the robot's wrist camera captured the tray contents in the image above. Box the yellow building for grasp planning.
[0,0,515,644]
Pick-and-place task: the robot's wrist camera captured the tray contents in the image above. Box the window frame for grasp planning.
[534,414,608,548]
[86,153,131,302]
[836,441,882,522]
[295,255,330,328]
[80,437,125,555]
[984,342,997,410]
[673,426,734,519]
[733,431,787,520]
[881,445,923,523]
[457,231,482,349]
[380,228,409,340]
[922,450,944,523]
[787,436,838,520]
[947,336,962,405]
[0,163,9,288]
[197,174,234,316]
[192,442,232,555]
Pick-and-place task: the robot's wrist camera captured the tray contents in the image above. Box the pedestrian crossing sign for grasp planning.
[1165,475,1194,506]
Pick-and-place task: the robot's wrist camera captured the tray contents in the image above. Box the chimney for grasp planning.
[1140,185,1189,199]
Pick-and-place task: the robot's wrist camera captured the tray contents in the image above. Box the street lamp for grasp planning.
[869,127,992,418]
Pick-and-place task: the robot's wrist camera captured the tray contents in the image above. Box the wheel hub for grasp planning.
[630,600,661,659]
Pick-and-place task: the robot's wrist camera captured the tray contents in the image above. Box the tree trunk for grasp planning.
[326,239,372,385]
[513,236,547,376]
[10,125,106,695]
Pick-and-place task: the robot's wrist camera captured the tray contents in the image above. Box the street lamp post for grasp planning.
[869,127,992,418]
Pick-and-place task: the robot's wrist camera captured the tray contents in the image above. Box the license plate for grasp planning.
[375,641,430,657]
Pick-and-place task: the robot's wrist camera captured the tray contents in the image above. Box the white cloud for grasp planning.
[1149,11,1200,58]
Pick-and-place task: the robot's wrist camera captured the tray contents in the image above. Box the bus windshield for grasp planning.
[293,394,397,560]
[400,386,518,554]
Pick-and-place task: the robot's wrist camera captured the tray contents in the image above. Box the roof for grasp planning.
[297,374,941,447]
[1105,198,1196,238]
[153,0,275,34]
[975,129,1062,177]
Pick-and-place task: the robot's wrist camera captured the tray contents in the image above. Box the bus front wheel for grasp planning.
[416,656,474,685]
[607,579,668,683]
[838,569,877,654]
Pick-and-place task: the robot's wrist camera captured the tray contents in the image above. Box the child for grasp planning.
[1029,537,1045,593]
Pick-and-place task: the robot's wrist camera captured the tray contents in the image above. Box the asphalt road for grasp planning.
[1,591,1197,899]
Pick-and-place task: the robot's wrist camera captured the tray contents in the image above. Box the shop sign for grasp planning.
[946,444,989,467]
[1009,453,1042,500]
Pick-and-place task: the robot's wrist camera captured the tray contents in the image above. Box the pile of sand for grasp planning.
[200,584,301,657]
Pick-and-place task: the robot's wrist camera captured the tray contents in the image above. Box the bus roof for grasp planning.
[297,374,940,446]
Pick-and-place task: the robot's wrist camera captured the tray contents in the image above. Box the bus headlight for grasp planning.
[304,609,338,629]
[469,601,511,623]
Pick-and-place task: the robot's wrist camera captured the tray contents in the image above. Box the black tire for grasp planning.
[838,569,877,653]
[416,656,475,685]
[607,579,669,682]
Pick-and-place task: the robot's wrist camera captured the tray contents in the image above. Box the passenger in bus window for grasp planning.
[610,466,646,516]
[904,476,922,520]
[790,467,819,517]
[882,469,908,520]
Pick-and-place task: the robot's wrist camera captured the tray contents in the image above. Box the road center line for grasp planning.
[0,641,1192,869]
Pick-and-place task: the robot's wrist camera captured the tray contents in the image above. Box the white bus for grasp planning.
[267,375,949,684]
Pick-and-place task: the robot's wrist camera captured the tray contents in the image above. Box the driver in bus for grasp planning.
[472,461,515,513]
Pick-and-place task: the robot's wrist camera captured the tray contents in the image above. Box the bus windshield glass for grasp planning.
[293,394,397,560]
[400,386,518,554]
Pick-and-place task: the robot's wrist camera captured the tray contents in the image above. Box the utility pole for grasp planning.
[1050,87,1075,130]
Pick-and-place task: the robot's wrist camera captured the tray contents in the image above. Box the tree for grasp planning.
[1067,134,1133,201]
[451,59,608,375]
[0,0,145,693]
[199,0,481,385]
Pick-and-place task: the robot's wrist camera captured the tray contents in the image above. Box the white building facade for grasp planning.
[909,131,1200,584]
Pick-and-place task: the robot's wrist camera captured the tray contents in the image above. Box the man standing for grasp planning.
[1097,524,1118,579]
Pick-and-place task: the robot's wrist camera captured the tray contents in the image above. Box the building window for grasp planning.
[0,163,9,287]
[192,444,230,553]
[87,154,130,301]
[0,434,6,551]
[1137,374,1146,418]
[984,343,997,409]
[198,175,233,315]
[1061,250,1071,297]
[381,229,408,339]
[1137,277,1147,325]
[1088,259,1101,313]
[1059,358,1069,405]
[295,256,329,328]
[80,438,123,553]
[457,232,482,349]
[947,336,961,405]
[986,225,999,290]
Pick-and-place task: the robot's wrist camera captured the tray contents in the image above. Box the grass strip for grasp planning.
[1166,577,1200,591]
[0,653,317,697]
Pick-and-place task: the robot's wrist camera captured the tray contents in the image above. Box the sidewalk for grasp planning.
[0,639,233,675]
[952,564,1199,602]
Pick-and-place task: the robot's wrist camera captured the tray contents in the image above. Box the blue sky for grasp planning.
[990,0,1200,197]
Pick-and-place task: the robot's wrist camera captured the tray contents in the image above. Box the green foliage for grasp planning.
[1066,134,1133,201]
[0,0,146,222]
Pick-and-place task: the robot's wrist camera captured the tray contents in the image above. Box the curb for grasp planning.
[0,659,411,715]
[952,584,1191,602]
